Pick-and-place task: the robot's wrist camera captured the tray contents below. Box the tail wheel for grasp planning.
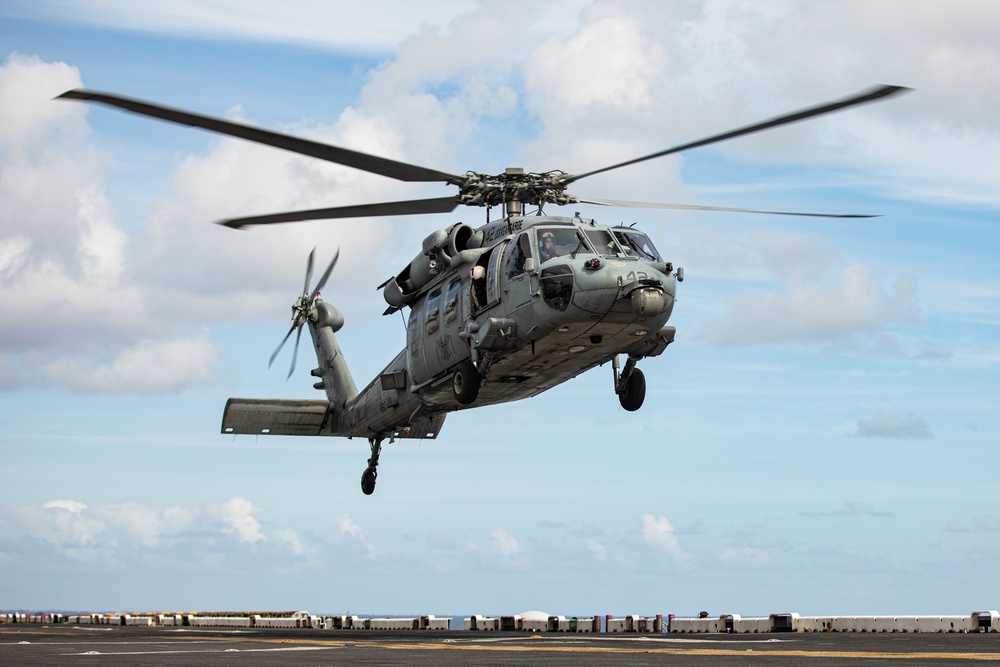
[619,368,646,411]
[452,359,480,405]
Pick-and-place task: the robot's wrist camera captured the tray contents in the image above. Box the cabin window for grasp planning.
[443,278,461,325]
[539,265,574,311]
[537,228,591,264]
[425,287,441,335]
[612,230,663,261]
[505,232,533,279]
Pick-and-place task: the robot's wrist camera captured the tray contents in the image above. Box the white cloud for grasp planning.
[800,502,896,519]
[700,253,919,347]
[640,514,691,567]
[519,1,1000,208]
[40,332,218,394]
[0,497,326,569]
[720,546,775,568]
[489,527,521,558]
[853,411,932,439]
[979,516,1000,532]
[944,520,970,534]
[0,54,223,394]
[525,11,668,127]
[102,501,186,548]
[43,499,87,514]
[0,0,478,53]
[685,230,921,350]
[585,538,607,562]
[337,513,380,558]
[214,497,266,544]
[272,528,321,566]
[465,526,528,570]
[6,502,104,561]
[0,53,89,149]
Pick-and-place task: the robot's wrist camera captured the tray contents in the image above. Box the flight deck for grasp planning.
[3,623,1000,666]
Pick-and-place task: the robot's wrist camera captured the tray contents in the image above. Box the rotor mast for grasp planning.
[504,167,524,218]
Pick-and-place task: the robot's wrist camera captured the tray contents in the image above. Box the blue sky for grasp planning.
[1,0,998,618]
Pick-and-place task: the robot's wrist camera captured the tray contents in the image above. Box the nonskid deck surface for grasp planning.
[2,625,999,667]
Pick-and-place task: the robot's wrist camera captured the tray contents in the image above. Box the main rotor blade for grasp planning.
[562,84,910,186]
[574,197,879,219]
[309,248,340,303]
[58,89,465,185]
[217,196,462,229]
[269,323,297,369]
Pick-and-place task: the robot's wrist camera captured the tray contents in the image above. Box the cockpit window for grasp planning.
[612,230,663,262]
[583,228,617,256]
[537,228,592,263]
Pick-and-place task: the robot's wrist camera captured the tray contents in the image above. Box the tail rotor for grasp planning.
[269,247,340,379]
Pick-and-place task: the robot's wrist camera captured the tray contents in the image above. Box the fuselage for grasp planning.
[323,214,678,439]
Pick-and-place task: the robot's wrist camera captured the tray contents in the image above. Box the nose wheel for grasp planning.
[361,437,383,495]
[618,367,646,411]
[613,354,646,411]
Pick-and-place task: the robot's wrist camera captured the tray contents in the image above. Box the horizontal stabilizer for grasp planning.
[221,397,447,440]
[222,398,330,436]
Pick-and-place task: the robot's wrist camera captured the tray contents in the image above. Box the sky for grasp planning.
[1,0,998,618]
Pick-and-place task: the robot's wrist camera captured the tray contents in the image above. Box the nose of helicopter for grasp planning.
[566,260,676,321]
[630,285,666,317]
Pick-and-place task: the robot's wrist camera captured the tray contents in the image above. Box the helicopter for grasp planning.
[59,84,908,495]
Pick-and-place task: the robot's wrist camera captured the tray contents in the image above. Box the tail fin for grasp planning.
[266,247,358,409]
[308,300,358,409]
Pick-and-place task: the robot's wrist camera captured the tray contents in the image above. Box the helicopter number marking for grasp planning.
[625,271,649,282]
[483,219,523,245]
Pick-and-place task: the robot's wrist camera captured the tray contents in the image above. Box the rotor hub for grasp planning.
[458,169,570,209]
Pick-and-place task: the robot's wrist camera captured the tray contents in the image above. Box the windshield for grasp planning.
[537,228,592,263]
[612,230,662,261]
[583,228,618,256]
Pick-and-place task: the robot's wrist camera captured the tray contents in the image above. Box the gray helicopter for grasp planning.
[60,84,907,494]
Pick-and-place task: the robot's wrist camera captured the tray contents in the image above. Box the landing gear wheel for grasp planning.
[618,368,646,411]
[361,467,377,495]
[452,359,480,405]
[361,437,382,495]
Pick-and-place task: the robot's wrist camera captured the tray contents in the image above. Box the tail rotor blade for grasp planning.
[303,247,316,296]
[269,323,297,369]
[288,324,304,379]
[310,248,340,302]
[271,248,338,379]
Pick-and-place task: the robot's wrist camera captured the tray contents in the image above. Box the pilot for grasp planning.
[539,231,558,262]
